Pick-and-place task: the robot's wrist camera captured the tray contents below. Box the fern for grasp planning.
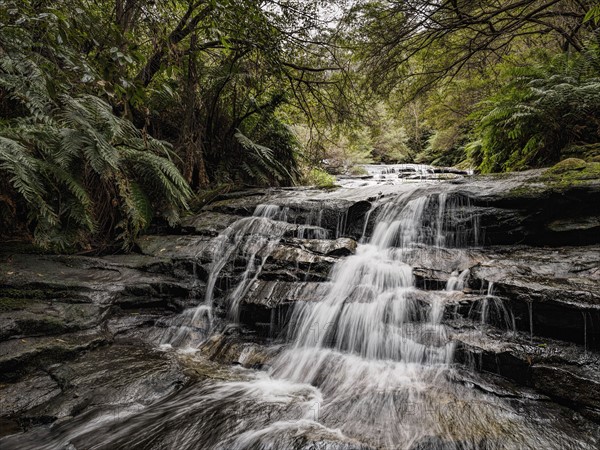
[0,17,192,250]
[234,130,296,184]
[470,47,600,172]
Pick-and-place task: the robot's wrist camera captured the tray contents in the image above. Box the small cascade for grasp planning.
[445,268,469,291]
[162,204,289,347]
[136,188,591,449]
[261,192,481,446]
[295,206,349,240]
[475,282,516,333]
[297,208,329,239]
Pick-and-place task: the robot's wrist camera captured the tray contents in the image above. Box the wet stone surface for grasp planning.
[1,165,599,448]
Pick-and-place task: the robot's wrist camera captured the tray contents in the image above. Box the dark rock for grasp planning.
[181,211,243,236]
[285,238,358,257]
[0,329,110,382]
[0,342,186,436]
[136,234,213,261]
[468,246,600,348]
[452,327,600,423]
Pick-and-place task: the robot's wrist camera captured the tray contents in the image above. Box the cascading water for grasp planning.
[162,190,589,449]
[10,186,597,450]
[160,204,289,347]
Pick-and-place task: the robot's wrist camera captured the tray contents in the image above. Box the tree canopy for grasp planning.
[1,0,599,250]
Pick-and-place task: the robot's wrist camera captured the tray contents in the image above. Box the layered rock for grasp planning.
[1,163,599,442]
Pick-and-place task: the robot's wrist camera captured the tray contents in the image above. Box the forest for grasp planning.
[1,0,599,251]
[2,3,600,449]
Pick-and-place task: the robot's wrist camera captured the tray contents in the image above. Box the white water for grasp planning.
[9,187,597,449]
[337,163,474,188]
[158,190,590,449]
[162,204,289,347]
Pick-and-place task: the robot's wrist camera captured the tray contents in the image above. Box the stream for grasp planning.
[1,165,599,449]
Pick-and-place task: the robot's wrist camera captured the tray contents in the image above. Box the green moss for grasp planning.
[539,160,600,186]
[506,184,547,199]
[503,160,600,198]
[562,143,600,162]
[348,165,368,176]
[544,158,587,174]
[0,297,37,312]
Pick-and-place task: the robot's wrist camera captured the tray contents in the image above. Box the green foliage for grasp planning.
[470,49,600,172]
[0,0,350,249]
[0,2,191,250]
[233,127,298,186]
[303,168,337,188]
[584,4,600,25]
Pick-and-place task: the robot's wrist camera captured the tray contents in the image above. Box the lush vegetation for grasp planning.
[1,0,599,250]
[0,0,348,249]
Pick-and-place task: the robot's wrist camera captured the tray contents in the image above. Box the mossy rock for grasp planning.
[561,143,600,162]
[539,160,600,186]
[546,158,587,174]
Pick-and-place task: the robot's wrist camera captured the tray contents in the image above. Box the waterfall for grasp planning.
[41,187,591,450]
[446,268,469,291]
[249,193,465,447]
[162,204,289,347]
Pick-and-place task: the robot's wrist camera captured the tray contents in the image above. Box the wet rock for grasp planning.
[0,253,197,382]
[181,211,244,236]
[245,280,331,308]
[547,216,600,232]
[286,238,358,257]
[0,372,61,432]
[199,331,283,368]
[452,328,600,423]
[531,365,600,422]
[0,329,110,382]
[262,244,337,282]
[468,246,600,348]
[136,234,213,261]
[471,164,600,246]
[0,301,101,341]
[0,342,187,434]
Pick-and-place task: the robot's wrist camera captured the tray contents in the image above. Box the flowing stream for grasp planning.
[5,169,598,450]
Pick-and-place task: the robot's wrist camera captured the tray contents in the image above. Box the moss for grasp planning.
[506,184,547,199]
[303,168,337,189]
[477,172,513,180]
[544,158,587,174]
[561,143,600,162]
[503,160,600,199]
[348,165,368,176]
[539,160,600,186]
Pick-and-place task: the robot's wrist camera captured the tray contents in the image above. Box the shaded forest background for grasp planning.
[1,0,599,251]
